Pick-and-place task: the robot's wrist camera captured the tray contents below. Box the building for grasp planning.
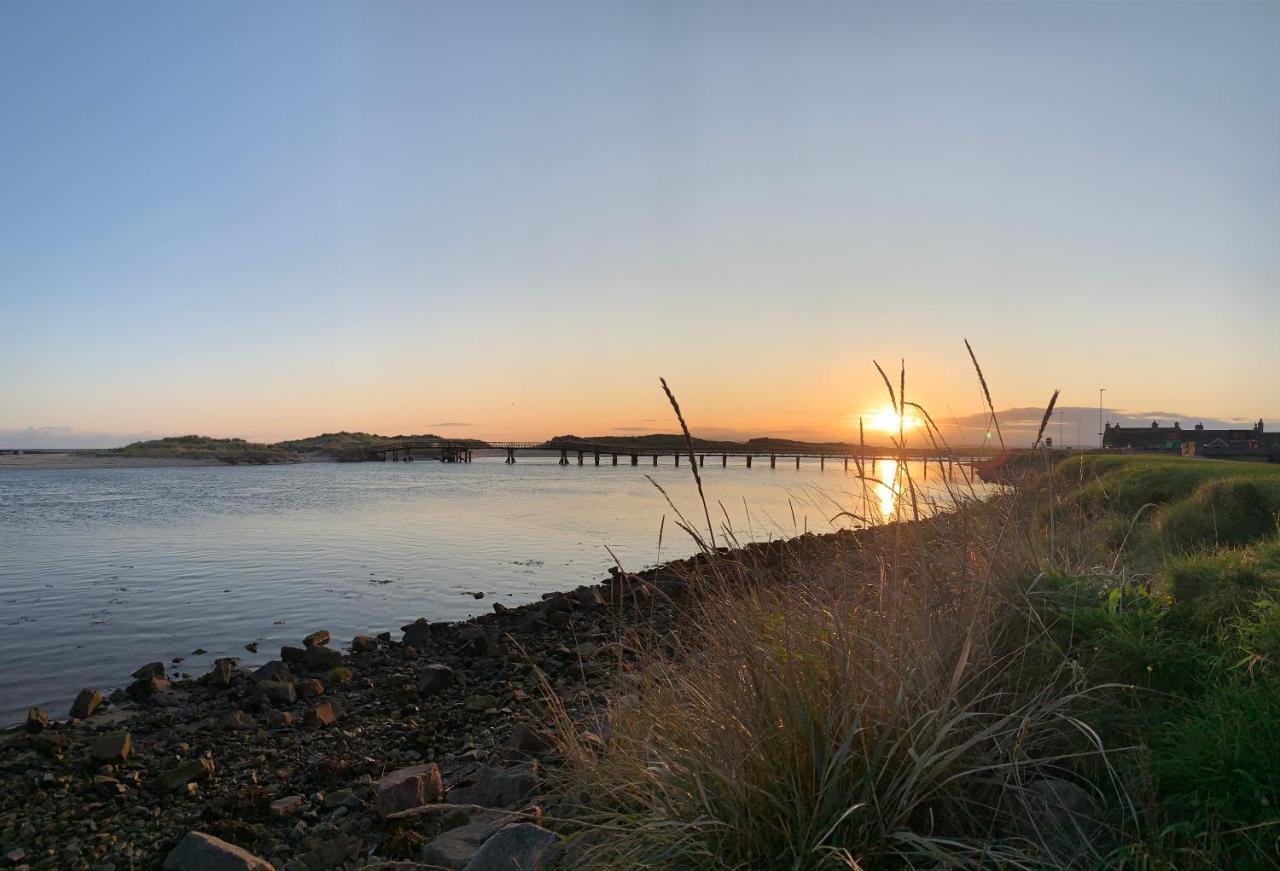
[1103,418,1280,459]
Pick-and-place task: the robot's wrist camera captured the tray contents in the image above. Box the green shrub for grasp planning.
[1155,541,1280,629]
[1154,478,1280,552]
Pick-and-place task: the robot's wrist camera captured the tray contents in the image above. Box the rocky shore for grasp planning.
[0,534,857,871]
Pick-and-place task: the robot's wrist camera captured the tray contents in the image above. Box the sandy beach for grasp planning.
[0,453,230,471]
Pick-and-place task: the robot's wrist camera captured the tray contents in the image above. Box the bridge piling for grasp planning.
[505,448,516,464]
[559,449,569,466]
[577,451,583,466]
[746,455,752,468]
[652,455,657,466]
[594,452,600,466]
[611,454,618,466]
[698,455,704,466]
[820,455,825,470]
[795,455,800,469]
[631,454,638,466]
[722,454,727,467]
[770,454,776,468]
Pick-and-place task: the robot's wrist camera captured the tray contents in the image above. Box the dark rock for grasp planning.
[280,646,308,666]
[448,763,541,808]
[460,626,505,658]
[224,710,257,731]
[575,586,605,610]
[418,664,455,697]
[269,795,304,818]
[36,732,71,757]
[69,687,102,719]
[421,811,514,869]
[132,661,166,680]
[162,830,273,870]
[303,630,330,648]
[351,635,377,653]
[323,788,359,809]
[152,757,214,794]
[25,706,48,733]
[90,732,131,765]
[464,695,499,713]
[253,661,292,683]
[245,641,259,653]
[463,823,557,871]
[294,678,324,699]
[264,709,295,728]
[208,659,235,688]
[502,724,554,757]
[304,644,343,670]
[257,681,297,706]
[127,675,171,702]
[401,618,432,647]
[376,764,443,817]
[304,702,338,729]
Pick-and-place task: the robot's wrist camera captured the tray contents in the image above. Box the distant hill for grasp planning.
[113,436,297,465]
[272,431,445,461]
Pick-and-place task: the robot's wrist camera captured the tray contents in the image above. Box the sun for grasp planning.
[866,406,919,435]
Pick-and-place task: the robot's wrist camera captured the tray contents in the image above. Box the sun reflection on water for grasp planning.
[875,458,899,521]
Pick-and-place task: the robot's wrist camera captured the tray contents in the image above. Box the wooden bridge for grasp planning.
[367,439,996,473]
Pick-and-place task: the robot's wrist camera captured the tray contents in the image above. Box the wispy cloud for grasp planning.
[428,421,472,427]
[611,426,652,432]
[0,426,163,449]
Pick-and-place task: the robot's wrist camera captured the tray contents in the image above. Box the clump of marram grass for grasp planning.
[545,358,1127,869]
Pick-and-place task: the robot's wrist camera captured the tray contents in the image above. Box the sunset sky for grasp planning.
[2,1,1278,447]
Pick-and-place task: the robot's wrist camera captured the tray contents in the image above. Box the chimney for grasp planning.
[1195,423,1204,431]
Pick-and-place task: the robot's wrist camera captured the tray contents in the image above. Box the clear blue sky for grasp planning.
[2,1,1277,445]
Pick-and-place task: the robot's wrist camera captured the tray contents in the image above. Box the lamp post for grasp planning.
[1098,388,1107,449]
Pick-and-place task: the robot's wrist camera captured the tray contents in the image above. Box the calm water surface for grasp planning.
[0,455,989,724]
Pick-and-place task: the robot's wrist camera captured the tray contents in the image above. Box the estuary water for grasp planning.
[0,455,992,724]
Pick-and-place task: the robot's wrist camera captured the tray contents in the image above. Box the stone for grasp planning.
[253,661,292,683]
[127,675,171,701]
[421,811,513,869]
[265,709,296,728]
[90,732,132,765]
[323,788,359,809]
[304,702,337,729]
[575,586,606,610]
[270,795,304,818]
[418,664,455,697]
[36,732,70,756]
[163,830,274,870]
[502,724,553,757]
[464,695,499,713]
[401,618,432,647]
[304,645,343,670]
[224,710,257,732]
[460,625,504,658]
[132,661,166,679]
[351,635,377,653]
[376,763,443,817]
[303,630,330,648]
[463,823,557,871]
[280,646,308,666]
[70,688,102,719]
[449,763,540,808]
[208,659,235,688]
[152,757,214,794]
[25,706,48,733]
[294,678,324,699]
[257,681,296,706]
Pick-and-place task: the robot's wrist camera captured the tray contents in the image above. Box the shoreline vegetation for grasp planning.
[3,453,1280,867]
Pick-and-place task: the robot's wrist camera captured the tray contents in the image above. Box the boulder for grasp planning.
[127,675,171,701]
[418,664,455,697]
[421,811,513,869]
[351,635,377,653]
[264,709,295,728]
[303,630,330,648]
[464,695,499,713]
[294,678,324,699]
[163,831,273,870]
[253,661,292,683]
[401,618,432,647]
[152,757,214,794]
[376,763,443,817]
[502,724,553,757]
[69,688,102,720]
[257,681,296,706]
[463,823,557,871]
[208,659,235,688]
[304,702,338,729]
[575,586,606,610]
[133,661,166,680]
[269,795,304,818]
[304,645,343,670]
[449,763,540,808]
[460,625,505,658]
[90,732,132,765]
[224,710,257,732]
[25,706,48,733]
[280,646,308,666]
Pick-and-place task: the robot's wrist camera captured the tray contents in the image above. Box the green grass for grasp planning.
[113,435,298,465]
[550,452,1280,869]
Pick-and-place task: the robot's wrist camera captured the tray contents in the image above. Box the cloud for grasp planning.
[610,426,653,432]
[427,422,472,427]
[0,426,163,449]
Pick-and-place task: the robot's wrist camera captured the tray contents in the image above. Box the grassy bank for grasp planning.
[111,436,299,465]
[549,452,1280,868]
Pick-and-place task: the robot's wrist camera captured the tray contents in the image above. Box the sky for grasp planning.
[2,1,1278,447]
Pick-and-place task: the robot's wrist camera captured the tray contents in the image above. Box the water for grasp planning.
[0,455,990,724]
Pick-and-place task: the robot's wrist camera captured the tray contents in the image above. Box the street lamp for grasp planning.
[1098,387,1107,449]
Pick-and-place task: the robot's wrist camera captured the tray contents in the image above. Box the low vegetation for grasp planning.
[112,436,297,465]
[547,380,1280,867]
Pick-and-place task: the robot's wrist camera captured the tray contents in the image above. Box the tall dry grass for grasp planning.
[547,351,1126,869]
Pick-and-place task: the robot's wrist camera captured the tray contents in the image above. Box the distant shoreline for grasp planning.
[0,453,335,471]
